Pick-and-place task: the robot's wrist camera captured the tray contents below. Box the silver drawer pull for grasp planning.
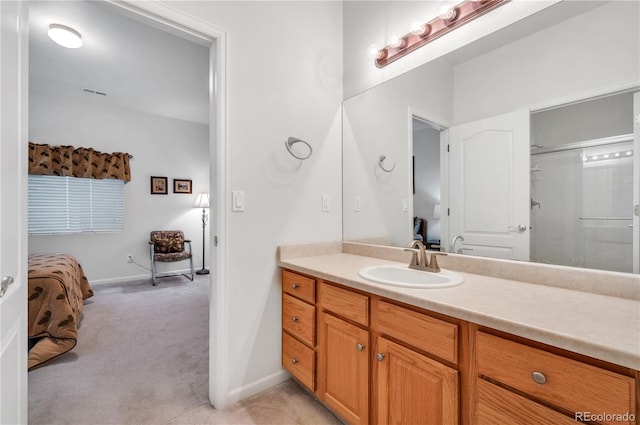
[376,353,385,361]
[356,343,365,352]
[291,358,299,365]
[532,371,547,384]
[291,316,298,323]
[292,283,299,289]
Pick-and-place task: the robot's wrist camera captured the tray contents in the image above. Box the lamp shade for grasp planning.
[193,192,210,208]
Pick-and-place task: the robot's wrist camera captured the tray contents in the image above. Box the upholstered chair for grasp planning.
[148,230,194,286]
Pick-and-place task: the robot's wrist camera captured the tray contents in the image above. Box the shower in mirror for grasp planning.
[530,92,636,273]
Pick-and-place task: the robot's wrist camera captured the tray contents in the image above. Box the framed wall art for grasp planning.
[173,179,192,194]
[150,176,168,194]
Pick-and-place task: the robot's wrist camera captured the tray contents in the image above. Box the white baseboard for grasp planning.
[89,267,196,286]
[227,370,291,404]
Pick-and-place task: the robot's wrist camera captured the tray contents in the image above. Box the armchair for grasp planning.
[148,230,194,286]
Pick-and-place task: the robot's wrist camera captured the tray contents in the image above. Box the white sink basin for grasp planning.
[358,265,463,288]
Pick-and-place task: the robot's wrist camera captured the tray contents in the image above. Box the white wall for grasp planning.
[453,1,640,124]
[343,58,452,246]
[164,0,343,401]
[28,91,210,283]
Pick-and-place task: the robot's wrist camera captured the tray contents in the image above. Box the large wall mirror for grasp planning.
[343,0,640,274]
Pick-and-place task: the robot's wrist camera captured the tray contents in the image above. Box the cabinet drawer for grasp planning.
[475,379,577,425]
[282,294,315,347]
[282,270,315,304]
[283,331,315,391]
[319,282,368,326]
[476,332,636,425]
[376,300,458,364]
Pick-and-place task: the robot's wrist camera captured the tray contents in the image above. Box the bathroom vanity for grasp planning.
[279,242,640,425]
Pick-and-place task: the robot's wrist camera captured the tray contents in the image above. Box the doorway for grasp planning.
[0,1,229,420]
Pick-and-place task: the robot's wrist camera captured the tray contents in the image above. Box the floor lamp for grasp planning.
[193,192,210,275]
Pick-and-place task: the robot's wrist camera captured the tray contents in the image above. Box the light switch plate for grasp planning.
[354,196,361,212]
[232,191,245,212]
[322,194,330,212]
[402,198,408,212]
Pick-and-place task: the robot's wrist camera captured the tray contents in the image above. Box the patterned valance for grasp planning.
[28,142,131,182]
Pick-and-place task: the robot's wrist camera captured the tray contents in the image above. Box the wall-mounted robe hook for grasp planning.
[285,137,313,160]
[378,155,395,172]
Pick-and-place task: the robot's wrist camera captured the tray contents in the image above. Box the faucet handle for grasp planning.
[403,248,420,268]
[427,252,447,272]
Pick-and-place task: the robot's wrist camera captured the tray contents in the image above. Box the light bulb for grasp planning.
[367,43,382,59]
[367,44,388,61]
[388,35,407,49]
[410,21,431,37]
[625,151,633,156]
[48,24,83,49]
[614,152,621,157]
[438,1,458,22]
[603,154,610,159]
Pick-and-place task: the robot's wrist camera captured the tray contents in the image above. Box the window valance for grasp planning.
[28,142,131,182]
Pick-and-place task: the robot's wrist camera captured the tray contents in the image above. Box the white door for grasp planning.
[0,1,28,423]
[448,109,530,260]
[633,92,640,274]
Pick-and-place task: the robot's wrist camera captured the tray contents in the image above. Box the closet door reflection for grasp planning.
[531,139,634,273]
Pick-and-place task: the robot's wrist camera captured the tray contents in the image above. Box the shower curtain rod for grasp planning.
[531,133,633,156]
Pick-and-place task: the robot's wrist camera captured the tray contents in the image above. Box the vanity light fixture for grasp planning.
[582,150,633,163]
[371,0,508,68]
[48,24,83,49]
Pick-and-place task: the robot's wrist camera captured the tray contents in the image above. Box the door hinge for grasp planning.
[214,235,219,246]
[447,144,450,153]
[447,208,450,216]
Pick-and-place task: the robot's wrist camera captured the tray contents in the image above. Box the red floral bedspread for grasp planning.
[27,254,93,370]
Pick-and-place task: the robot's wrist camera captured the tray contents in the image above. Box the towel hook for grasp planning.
[285,137,313,160]
[378,155,396,172]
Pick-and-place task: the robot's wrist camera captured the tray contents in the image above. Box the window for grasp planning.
[28,175,124,234]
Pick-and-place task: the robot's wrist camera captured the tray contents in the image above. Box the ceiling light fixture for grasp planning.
[48,24,83,49]
[372,0,508,68]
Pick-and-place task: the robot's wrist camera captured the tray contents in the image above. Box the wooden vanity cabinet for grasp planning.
[281,270,317,391]
[317,282,370,425]
[372,299,460,425]
[474,331,637,425]
[281,268,639,425]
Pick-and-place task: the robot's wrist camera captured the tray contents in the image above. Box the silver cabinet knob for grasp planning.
[532,371,547,384]
[0,276,14,298]
[292,283,299,289]
[291,316,298,323]
[356,343,365,352]
[376,353,385,361]
[291,358,299,365]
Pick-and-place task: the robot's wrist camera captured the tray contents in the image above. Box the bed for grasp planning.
[27,254,94,370]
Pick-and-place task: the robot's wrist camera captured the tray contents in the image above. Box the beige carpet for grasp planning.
[28,275,341,425]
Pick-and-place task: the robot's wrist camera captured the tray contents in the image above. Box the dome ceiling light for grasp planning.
[48,24,83,49]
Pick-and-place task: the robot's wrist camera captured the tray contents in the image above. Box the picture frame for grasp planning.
[150,176,168,195]
[173,179,192,194]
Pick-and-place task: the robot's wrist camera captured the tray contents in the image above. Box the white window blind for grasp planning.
[28,175,124,234]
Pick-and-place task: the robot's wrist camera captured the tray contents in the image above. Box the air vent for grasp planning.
[82,88,107,96]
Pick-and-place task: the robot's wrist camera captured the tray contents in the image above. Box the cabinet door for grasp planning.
[375,337,459,425]
[317,312,369,425]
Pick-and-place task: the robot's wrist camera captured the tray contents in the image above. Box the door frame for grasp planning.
[111,1,230,408]
[408,108,450,250]
[21,0,232,409]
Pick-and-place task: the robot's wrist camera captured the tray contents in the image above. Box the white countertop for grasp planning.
[279,251,640,370]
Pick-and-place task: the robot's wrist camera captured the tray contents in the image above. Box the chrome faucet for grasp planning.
[404,240,447,273]
[450,235,464,254]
